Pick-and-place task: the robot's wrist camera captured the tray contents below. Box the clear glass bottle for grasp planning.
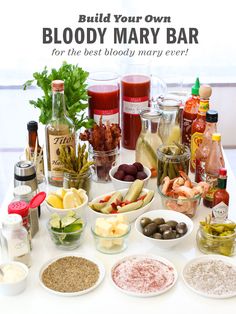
[2,214,31,267]
[46,80,75,187]
[203,133,225,208]
[158,98,181,145]
[135,108,162,177]
[195,110,218,182]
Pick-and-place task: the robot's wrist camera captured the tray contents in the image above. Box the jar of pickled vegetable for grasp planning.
[196,222,236,257]
[157,144,190,185]
[135,108,162,177]
[158,98,181,145]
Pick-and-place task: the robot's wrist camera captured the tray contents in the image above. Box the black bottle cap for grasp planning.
[27,121,38,131]
[206,110,218,123]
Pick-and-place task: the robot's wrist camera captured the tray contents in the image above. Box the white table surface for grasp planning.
[0,148,235,314]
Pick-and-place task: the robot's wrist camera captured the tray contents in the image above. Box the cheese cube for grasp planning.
[95,219,113,236]
[115,223,129,236]
[116,214,127,224]
[99,238,113,249]
[113,238,124,246]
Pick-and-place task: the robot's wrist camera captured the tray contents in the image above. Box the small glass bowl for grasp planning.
[91,224,131,254]
[196,223,236,257]
[47,221,86,250]
[157,185,201,218]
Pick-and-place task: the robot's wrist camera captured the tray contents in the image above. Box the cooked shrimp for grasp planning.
[162,176,171,195]
[173,186,195,198]
[179,170,192,188]
[172,177,185,189]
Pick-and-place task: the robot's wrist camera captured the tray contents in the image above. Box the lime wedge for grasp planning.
[64,223,83,233]
[61,216,76,228]
[50,218,61,229]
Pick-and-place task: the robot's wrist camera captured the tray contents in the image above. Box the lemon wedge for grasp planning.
[71,188,83,206]
[56,188,67,199]
[47,194,64,209]
[63,191,79,209]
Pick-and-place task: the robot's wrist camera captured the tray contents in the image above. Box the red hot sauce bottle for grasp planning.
[181,78,200,147]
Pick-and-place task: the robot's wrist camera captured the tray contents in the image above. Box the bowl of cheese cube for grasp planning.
[91,215,131,254]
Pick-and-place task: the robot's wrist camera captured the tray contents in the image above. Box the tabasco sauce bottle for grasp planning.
[181,77,200,147]
[190,85,212,173]
[212,168,229,220]
[27,121,45,184]
[45,80,75,187]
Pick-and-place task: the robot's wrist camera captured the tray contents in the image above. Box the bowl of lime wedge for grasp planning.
[47,211,86,250]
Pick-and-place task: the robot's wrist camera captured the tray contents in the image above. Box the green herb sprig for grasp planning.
[23,62,94,130]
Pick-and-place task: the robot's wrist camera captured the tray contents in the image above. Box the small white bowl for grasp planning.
[109,165,151,190]
[45,193,88,219]
[0,262,28,296]
[87,188,155,223]
[135,209,193,249]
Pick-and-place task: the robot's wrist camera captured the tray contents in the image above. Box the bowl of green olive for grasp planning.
[135,209,193,249]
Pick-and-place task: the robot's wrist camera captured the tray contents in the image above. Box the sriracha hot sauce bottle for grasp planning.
[182,78,200,147]
[121,73,151,150]
[190,85,212,173]
[212,168,230,220]
[195,110,218,182]
[88,72,120,125]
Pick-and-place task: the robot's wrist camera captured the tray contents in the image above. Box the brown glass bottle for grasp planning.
[46,80,75,187]
[27,121,45,184]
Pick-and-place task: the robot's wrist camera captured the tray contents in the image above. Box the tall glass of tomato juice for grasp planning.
[121,69,151,150]
[88,72,120,125]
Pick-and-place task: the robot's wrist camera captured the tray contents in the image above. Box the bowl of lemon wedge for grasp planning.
[46,188,88,218]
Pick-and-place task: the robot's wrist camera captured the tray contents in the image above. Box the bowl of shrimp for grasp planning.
[157,171,209,218]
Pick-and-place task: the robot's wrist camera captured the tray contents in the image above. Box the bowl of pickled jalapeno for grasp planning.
[196,216,236,257]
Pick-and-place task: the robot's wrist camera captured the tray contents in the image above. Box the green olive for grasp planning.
[166,220,178,229]
[152,233,162,239]
[176,222,187,235]
[163,230,176,239]
[153,218,165,225]
[143,222,158,237]
[158,224,172,234]
[140,217,153,228]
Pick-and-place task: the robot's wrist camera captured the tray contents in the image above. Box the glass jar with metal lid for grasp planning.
[158,98,181,145]
[135,108,162,177]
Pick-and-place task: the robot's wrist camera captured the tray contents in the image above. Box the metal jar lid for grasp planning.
[158,98,181,111]
[14,161,36,182]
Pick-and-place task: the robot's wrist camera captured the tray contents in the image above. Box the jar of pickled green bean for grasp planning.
[157,144,190,186]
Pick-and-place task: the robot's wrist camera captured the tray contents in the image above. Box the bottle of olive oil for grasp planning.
[46,80,75,186]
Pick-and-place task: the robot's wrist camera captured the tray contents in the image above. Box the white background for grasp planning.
[1,0,236,84]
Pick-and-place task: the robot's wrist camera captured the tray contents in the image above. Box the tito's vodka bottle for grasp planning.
[46,80,75,186]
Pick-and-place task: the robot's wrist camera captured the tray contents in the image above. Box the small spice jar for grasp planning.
[1,214,31,267]
[63,170,91,195]
[157,144,190,186]
[89,146,119,182]
[196,222,236,257]
[13,185,33,203]
[8,201,31,248]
